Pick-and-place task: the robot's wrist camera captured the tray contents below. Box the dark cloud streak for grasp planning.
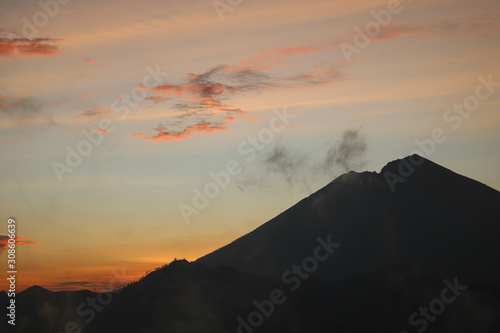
[140,61,341,142]
[0,235,43,253]
[237,128,368,193]
[0,95,56,126]
[0,31,62,57]
[322,129,367,175]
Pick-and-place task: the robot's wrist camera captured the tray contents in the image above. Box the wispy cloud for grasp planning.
[136,12,499,143]
[321,129,368,175]
[262,142,309,190]
[56,281,93,287]
[77,108,113,118]
[1,140,20,145]
[430,13,500,38]
[143,52,340,116]
[0,235,43,253]
[237,128,368,193]
[148,119,230,142]
[228,45,330,71]
[144,96,169,103]
[351,13,500,42]
[369,24,425,41]
[81,56,97,64]
[0,32,62,57]
[80,90,110,99]
[138,53,341,142]
[0,95,54,126]
[95,128,110,134]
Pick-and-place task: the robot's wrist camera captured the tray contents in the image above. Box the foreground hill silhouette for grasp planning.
[3,261,500,333]
[2,155,500,333]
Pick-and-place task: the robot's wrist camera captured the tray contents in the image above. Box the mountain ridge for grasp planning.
[197,154,500,288]
[3,259,500,333]
[3,154,500,333]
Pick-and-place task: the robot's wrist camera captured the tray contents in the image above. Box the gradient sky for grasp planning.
[1,0,499,292]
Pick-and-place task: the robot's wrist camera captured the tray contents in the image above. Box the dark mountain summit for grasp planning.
[197,154,500,288]
[2,155,500,333]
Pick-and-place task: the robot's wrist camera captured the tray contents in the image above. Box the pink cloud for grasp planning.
[0,236,43,253]
[144,96,169,103]
[80,90,110,99]
[147,121,229,142]
[81,56,98,64]
[0,37,62,57]
[95,129,109,134]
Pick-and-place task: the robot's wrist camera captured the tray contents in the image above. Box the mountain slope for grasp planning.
[197,154,500,288]
[3,155,500,333]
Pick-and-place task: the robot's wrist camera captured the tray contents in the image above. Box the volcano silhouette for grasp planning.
[198,154,500,288]
[3,155,500,333]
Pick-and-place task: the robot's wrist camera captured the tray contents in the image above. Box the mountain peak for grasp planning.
[379,154,439,175]
[20,285,51,296]
[198,155,500,287]
[25,285,47,291]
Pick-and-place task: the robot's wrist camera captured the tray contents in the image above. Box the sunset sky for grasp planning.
[1,0,499,292]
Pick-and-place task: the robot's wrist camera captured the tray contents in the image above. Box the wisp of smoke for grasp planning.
[237,128,368,193]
